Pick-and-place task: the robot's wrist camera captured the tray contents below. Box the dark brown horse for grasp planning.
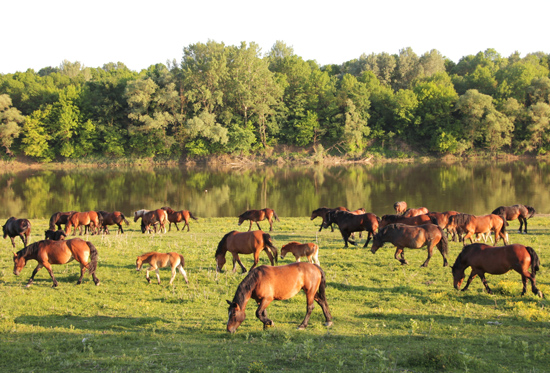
[3,217,32,248]
[12,238,100,287]
[44,229,66,241]
[447,214,508,246]
[403,207,429,218]
[48,211,76,231]
[161,207,198,232]
[238,208,280,232]
[379,214,432,229]
[452,243,543,297]
[322,210,379,248]
[393,201,407,215]
[134,209,168,233]
[491,204,536,234]
[226,262,333,333]
[97,210,130,234]
[371,223,449,267]
[310,206,348,232]
[215,230,278,273]
[65,211,100,236]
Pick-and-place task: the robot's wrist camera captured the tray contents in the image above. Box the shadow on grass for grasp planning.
[14,314,167,332]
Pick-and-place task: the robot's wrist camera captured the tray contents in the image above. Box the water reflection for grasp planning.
[1,160,549,219]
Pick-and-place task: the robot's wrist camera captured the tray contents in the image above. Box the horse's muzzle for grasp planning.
[13,270,20,276]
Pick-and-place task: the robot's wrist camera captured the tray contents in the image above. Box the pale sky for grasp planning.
[2,0,549,74]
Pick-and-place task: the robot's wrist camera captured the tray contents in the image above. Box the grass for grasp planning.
[1,217,549,372]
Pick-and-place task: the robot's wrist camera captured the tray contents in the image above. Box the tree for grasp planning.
[393,47,422,90]
[0,94,24,156]
[522,102,550,153]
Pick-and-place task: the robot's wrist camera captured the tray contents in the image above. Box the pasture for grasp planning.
[1,216,549,372]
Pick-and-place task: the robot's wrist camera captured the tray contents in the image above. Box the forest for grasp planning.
[0,41,549,162]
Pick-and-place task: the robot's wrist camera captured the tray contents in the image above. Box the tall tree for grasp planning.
[0,94,24,156]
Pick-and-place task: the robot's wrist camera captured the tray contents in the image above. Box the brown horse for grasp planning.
[3,217,32,248]
[12,238,100,287]
[323,210,379,248]
[44,229,66,241]
[393,201,407,215]
[48,211,76,231]
[215,230,278,273]
[452,243,543,297]
[403,207,429,218]
[97,211,129,234]
[310,206,348,232]
[161,207,198,232]
[136,252,189,285]
[65,211,100,236]
[238,208,280,232]
[280,242,320,265]
[428,211,460,241]
[491,204,536,234]
[371,223,449,267]
[447,214,508,246]
[134,209,168,233]
[379,214,432,229]
[226,262,333,333]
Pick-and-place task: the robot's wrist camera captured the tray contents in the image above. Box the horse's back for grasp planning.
[254,263,322,300]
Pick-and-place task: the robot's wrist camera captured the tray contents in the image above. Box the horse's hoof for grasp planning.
[297,325,307,330]
[325,321,333,327]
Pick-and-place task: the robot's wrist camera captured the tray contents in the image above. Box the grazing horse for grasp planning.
[238,208,280,232]
[161,207,198,232]
[403,207,429,218]
[48,211,76,231]
[280,242,320,265]
[323,210,379,248]
[310,206,348,232]
[97,211,130,234]
[136,252,189,285]
[491,204,536,234]
[44,229,66,241]
[452,243,543,297]
[379,214,432,229]
[226,262,333,333]
[393,201,408,215]
[3,217,32,248]
[447,214,508,246]
[134,209,168,234]
[215,230,278,273]
[65,211,100,236]
[12,238,100,287]
[371,223,449,267]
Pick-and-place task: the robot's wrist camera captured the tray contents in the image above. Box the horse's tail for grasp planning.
[272,210,280,222]
[215,231,234,257]
[429,216,439,226]
[437,226,449,256]
[498,215,507,234]
[178,254,186,268]
[314,264,329,305]
[189,211,199,221]
[121,213,130,226]
[86,241,99,274]
[526,246,540,274]
[263,233,278,263]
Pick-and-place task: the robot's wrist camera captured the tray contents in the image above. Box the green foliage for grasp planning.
[0,94,24,155]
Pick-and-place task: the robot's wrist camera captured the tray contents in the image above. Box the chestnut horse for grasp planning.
[161,207,198,232]
[452,243,543,297]
[134,209,168,233]
[215,230,278,273]
[48,211,76,231]
[310,206,348,232]
[238,208,280,232]
[447,214,508,246]
[403,207,429,218]
[491,204,536,234]
[371,223,449,267]
[226,263,333,333]
[3,217,32,248]
[65,211,100,236]
[379,214,432,229]
[97,211,129,234]
[393,201,407,215]
[280,242,320,265]
[44,229,66,241]
[12,238,100,287]
[136,252,189,285]
[323,210,379,248]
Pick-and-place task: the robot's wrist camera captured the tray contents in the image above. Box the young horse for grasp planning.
[322,210,379,248]
[310,206,348,232]
[226,262,332,333]
[452,243,543,297]
[13,238,100,287]
[97,211,129,234]
[238,208,280,232]
[393,201,407,215]
[65,211,100,236]
[370,223,449,267]
[215,230,278,273]
[280,242,320,265]
[136,252,189,285]
[134,209,168,233]
[402,207,429,218]
[379,214,432,229]
[3,217,32,248]
[48,211,76,231]
[44,229,66,241]
[491,204,536,234]
[161,207,199,232]
[447,214,508,246]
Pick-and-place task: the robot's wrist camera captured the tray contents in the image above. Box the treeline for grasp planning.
[1,41,549,161]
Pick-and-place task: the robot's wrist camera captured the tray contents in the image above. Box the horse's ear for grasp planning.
[226,300,232,305]
[13,252,17,258]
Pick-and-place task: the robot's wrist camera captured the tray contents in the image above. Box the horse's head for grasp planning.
[215,254,226,272]
[226,300,246,333]
[370,232,384,254]
[237,212,248,226]
[280,244,290,259]
[12,252,26,276]
[45,229,55,240]
[133,210,142,222]
[451,263,465,290]
[136,256,144,271]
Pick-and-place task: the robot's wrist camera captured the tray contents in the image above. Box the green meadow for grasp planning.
[1,216,549,372]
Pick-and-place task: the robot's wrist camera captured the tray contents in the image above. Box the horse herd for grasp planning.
[2,203,544,333]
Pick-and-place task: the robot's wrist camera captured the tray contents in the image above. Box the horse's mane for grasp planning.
[15,241,41,258]
[161,206,176,214]
[238,210,252,219]
[215,231,236,257]
[453,213,473,226]
[232,267,261,306]
[381,214,400,223]
[526,205,536,218]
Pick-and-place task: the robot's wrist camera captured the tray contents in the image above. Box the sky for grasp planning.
[3,0,549,74]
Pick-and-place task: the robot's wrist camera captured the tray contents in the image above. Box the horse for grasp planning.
[48,211,76,231]
[428,211,460,241]
[323,210,379,248]
[44,229,66,241]
[447,214,508,246]
[403,207,429,218]
[12,238,100,287]
[226,262,333,333]
[370,223,449,267]
[134,209,168,234]
[393,201,407,215]
[3,217,32,248]
[136,252,189,285]
[491,204,536,234]
[161,207,198,232]
[379,214,432,229]
[238,208,280,232]
[215,230,278,273]
[280,242,320,265]
[65,211,100,236]
[310,206,348,232]
[97,211,129,234]
[452,243,543,297]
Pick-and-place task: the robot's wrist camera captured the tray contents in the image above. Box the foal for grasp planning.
[136,252,189,285]
[280,242,320,265]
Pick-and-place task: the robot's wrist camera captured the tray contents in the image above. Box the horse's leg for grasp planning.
[155,268,161,284]
[185,220,190,232]
[26,263,44,287]
[268,218,273,232]
[248,221,253,231]
[234,254,247,273]
[517,268,542,297]
[174,222,179,231]
[421,242,434,267]
[10,237,16,248]
[298,292,316,330]
[342,230,355,247]
[256,299,274,329]
[177,265,189,284]
[263,248,275,266]
[117,224,123,234]
[314,289,332,327]
[169,266,177,285]
[363,231,373,248]
[256,222,262,231]
[42,262,58,288]
[463,231,474,245]
[461,271,478,291]
[77,262,87,285]
[518,217,524,233]
[394,247,408,265]
[145,266,153,283]
[478,273,492,294]
[523,217,528,234]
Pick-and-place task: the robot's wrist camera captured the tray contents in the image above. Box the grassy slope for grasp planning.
[1,217,549,372]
